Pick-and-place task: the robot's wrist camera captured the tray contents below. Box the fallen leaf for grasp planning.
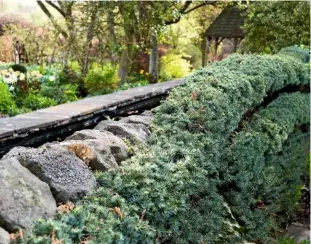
[51,229,64,244]
[58,202,75,214]
[140,209,146,220]
[109,206,124,219]
[191,92,197,101]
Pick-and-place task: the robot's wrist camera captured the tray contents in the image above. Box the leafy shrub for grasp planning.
[59,67,86,97]
[0,68,25,87]
[84,62,119,95]
[279,45,310,63]
[13,106,32,115]
[179,43,202,69]
[22,47,310,243]
[116,79,149,91]
[67,60,82,73]
[278,236,310,244]
[39,80,78,104]
[0,82,16,115]
[223,93,309,241]
[10,64,27,74]
[0,64,82,115]
[22,93,56,110]
[159,53,191,81]
[27,70,43,92]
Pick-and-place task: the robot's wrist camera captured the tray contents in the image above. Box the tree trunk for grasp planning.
[233,37,238,52]
[82,4,99,76]
[117,31,135,85]
[107,11,118,65]
[148,34,158,84]
[201,35,211,67]
[13,40,20,64]
[214,37,219,62]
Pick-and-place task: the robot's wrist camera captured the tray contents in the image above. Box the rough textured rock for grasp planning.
[119,114,154,127]
[141,110,155,117]
[2,147,96,203]
[285,224,310,243]
[65,130,128,162]
[0,227,10,244]
[94,120,150,145]
[0,158,56,232]
[44,139,119,171]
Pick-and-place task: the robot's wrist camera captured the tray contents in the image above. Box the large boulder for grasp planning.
[2,147,96,203]
[0,227,10,244]
[0,158,56,232]
[66,130,128,162]
[43,139,119,171]
[94,120,150,145]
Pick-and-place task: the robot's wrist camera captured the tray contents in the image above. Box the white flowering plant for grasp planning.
[0,68,26,93]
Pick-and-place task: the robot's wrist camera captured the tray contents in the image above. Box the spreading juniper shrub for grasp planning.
[22,47,310,243]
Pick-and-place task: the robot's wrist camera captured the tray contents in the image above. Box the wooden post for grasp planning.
[201,36,211,67]
[214,37,219,62]
[233,37,238,52]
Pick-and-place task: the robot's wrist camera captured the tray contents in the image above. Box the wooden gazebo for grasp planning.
[202,4,246,65]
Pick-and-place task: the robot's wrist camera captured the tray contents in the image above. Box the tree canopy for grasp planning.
[241,1,310,53]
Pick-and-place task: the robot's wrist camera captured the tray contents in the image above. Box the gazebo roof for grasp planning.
[205,4,246,39]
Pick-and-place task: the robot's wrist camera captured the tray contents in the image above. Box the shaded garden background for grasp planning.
[0,0,309,116]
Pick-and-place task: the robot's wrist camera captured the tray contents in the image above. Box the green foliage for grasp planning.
[279,46,310,64]
[223,93,309,241]
[58,65,84,95]
[181,43,202,69]
[10,64,27,74]
[0,82,16,115]
[22,48,310,243]
[84,63,119,95]
[116,80,149,92]
[67,61,82,73]
[22,93,56,110]
[39,81,79,104]
[159,53,191,81]
[278,236,310,244]
[242,1,310,53]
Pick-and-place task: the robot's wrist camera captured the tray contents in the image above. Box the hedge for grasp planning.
[222,92,309,242]
[21,47,310,243]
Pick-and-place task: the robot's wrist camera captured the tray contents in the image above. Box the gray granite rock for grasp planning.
[0,227,10,244]
[3,147,96,203]
[119,114,154,127]
[285,224,310,243]
[44,139,119,171]
[141,110,155,117]
[94,120,150,145]
[0,158,56,232]
[66,129,128,162]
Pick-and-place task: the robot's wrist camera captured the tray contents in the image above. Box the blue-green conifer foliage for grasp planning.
[23,47,310,243]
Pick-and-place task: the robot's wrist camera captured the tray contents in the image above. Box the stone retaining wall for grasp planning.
[0,78,184,157]
[0,78,185,241]
[0,109,155,241]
